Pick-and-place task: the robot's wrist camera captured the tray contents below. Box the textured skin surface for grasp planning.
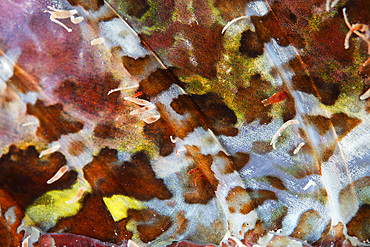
[0,0,369,246]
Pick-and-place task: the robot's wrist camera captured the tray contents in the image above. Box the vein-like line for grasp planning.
[103,0,167,70]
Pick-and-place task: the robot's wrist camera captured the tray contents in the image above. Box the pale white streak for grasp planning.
[303,180,317,190]
[222,16,249,34]
[90,37,105,46]
[66,186,87,204]
[343,8,370,54]
[107,85,139,95]
[21,121,38,127]
[176,147,186,157]
[44,6,83,32]
[170,136,177,143]
[4,206,16,225]
[129,104,155,116]
[21,236,30,247]
[293,142,305,154]
[47,165,69,184]
[39,144,61,158]
[360,88,370,100]
[270,119,299,149]
[143,115,160,124]
[127,240,140,247]
[104,1,167,68]
[124,96,151,106]
[229,236,248,247]
[326,0,340,11]
[70,15,84,24]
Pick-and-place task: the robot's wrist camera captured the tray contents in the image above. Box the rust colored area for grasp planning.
[36,233,125,247]
[263,175,287,191]
[243,221,267,245]
[143,118,176,156]
[94,123,120,139]
[50,193,119,243]
[331,113,361,140]
[240,189,278,215]
[226,187,255,215]
[0,189,24,246]
[251,141,273,155]
[347,204,370,242]
[235,74,273,124]
[175,211,188,235]
[184,146,217,204]
[0,145,77,209]
[311,14,354,66]
[290,209,322,240]
[218,151,250,174]
[67,0,104,11]
[26,99,84,143]
[191,93,238,137]
[261,91,288,107]
[68,140,85,156]
[143,22,223,79]
[83,148,173,201]
[320,222,346,247]
[56,73,123,116]
[129,209,172,243]
[304,115,331,136]
[186,146,218,189]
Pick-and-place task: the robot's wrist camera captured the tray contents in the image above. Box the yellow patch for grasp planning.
[103,195,147,221]
[24,182,88,229]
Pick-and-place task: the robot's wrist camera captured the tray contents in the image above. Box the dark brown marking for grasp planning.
[217,151,250,174]
[83,148,173,201]
[304,115,331,136]
[0,145,77,209]
[68,140,85,156]
[50,193,119,243]
[229,152,250,172]
[175,211,188,235]
[346,204,370,242]
[143,118,176,156]
[226,186,276,216]
[320,222,346,247]
[312,76,341,106]
[235,74,273,124]
[240,189,278,215]
[290,209,322,240]
[263,175,287,190]
[184,146,217,204]
[115,0,150,18]
[331,113,361,140]
[26,100,84,143]
[121,55,157,78]
[128,209,172,243]
[0,189,24,246]
[251,141,273,155]
[243,221,267,245]
[55,73,122,116]
[67,0,104,11]
[139,69,180,98]
[191,93,238,136]
[93,123,119,139]
[239,30,265,58]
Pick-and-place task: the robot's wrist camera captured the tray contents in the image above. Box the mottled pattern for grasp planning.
[0,0,369,246]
